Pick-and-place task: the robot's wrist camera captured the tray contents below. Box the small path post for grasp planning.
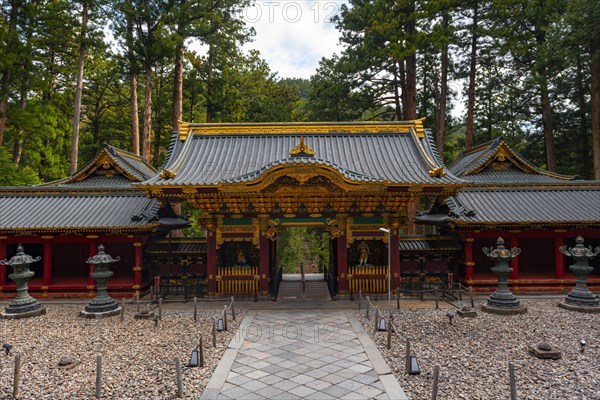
[231,297,236,321]
[358,290,362,310]
[175,357,183,398]
[470,288,475,308]
[212,318,217,348]
[199,335,205,367]
[158,297,163,320]
[387,317,392,349]
[405,339,411,374]
[373,309,378,333]
[435,288,439,309]
[509,362,517,400]
[396,292,400,309]
[13,353,21,399]
[223,305,228,332]
[193,297,197,322]
[366,296,370,319]
[95,355,102,399]
[120,299,125,322]
[431,365,440,400]
[136,291,140,312]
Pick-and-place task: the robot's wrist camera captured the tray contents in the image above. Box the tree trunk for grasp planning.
[575,53,591,177]
[70,1,89,175]
[172,43,184,131]
[206,45,214,123]
[393,69,401,120]
[465,3,478,150]
[402,0,417,120]
[142,63,152,161]
[126,0,140,155]
[404,53,417,120]
[130,74,140,154]
[591,44,600,180]
[0,0,20,146]
[153,66,163,163]
[435,10,449,159]
[399,60,408,120]
[540,71,556,172]
[12,62,30,167]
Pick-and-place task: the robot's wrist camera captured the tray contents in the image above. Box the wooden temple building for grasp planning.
[417,138,600,291]
[0,145,186,297]
[0,122,598,298]
[138,120,462,297]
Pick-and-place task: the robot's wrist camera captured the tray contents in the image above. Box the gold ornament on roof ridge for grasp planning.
[428,166,446,177]
[289,136,315,157]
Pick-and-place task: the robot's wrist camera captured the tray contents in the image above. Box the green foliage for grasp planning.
[277,227,329,274]
[0,147,40,186]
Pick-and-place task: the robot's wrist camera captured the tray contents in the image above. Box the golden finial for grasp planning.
[428,166,446,177]
[160,169,176,179]
[289,136,315,157]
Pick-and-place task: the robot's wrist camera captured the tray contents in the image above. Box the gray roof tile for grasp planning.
[143,130,461,187]
[0,193,160,232]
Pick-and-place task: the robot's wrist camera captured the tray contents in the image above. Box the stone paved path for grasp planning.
[201,309,408,400]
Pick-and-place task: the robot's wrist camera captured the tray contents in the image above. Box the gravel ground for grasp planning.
[0,304,245,399]
[356,299,600,400]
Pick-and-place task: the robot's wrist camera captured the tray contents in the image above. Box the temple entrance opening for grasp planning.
[277,227,329,280]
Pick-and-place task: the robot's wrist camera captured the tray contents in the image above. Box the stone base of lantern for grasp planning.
[557,302,600,313]
[481,303,527,315]
[80,307,122,319]
[1,305,46,319]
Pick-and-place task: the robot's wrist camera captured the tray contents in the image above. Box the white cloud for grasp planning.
[242,1,348,79]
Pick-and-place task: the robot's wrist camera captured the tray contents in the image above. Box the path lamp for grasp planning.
[481,237,527,315]
[558,236,600,312]
[379,228,392,319]
[81,244,121,318]
[0,244,46,318]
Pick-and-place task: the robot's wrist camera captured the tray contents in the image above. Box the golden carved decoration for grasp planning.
[265,227,278,241]
[180,122,414,137]
[289,136,315,156]
[160,169,176,179]
[132,267,142,272]
[178,120,191,140]
[428,166,446,177]
[328,227,343,239]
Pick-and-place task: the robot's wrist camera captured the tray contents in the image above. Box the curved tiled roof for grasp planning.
[449,138,573,184]
[142,126,461,187]
[442,187,600,225]
[223,157,385,183]
[44,145,157,188]
[0,193,161,232]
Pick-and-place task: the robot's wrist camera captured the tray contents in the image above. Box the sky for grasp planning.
[241,0,349,79]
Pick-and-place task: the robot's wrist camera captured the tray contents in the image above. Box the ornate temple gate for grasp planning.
[139,121,462,298]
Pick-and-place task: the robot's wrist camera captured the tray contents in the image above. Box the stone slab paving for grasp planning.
[201,309,408,400]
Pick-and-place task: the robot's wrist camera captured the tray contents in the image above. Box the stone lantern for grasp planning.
[558,236,600,313]
[81,244,121,318]
[0,244,46,318]
[481,237,527,315]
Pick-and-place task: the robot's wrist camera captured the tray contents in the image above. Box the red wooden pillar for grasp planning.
[510,237,519,280]
[87,238,97,297]
[465,237,475,286]
[42,237,53,287]
[133,242,143,292]
[337,234,348,293]
[390,229,400,290]
[0,238,6,287]
[259,234,269,295]
[555,235,565,279]
[207,230,217,296]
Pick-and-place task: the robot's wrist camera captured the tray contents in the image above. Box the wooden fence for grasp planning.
[348,265,388,294]
[216,266,259,296]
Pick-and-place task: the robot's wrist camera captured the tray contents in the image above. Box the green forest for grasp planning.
[0,0,599,186]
